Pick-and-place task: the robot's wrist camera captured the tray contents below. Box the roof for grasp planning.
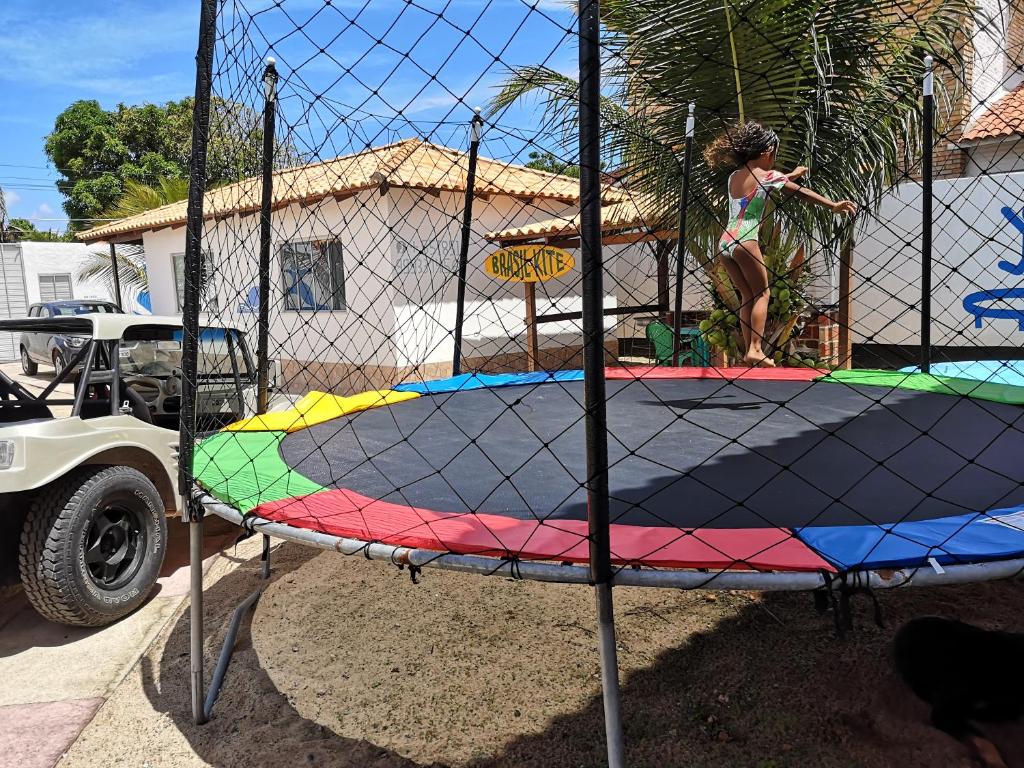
[961,84,1024,143]
[0,314,231,341]
[486,196,665,243]
[79,138,625,243]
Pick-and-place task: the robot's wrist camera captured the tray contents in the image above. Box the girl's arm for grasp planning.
[782,179,857,216]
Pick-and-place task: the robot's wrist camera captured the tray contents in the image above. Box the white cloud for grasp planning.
[1,188,21,207]
[0,3,196,99]
[32,203,54,217]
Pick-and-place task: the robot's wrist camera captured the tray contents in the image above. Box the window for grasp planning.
[280,240,346,311]
[28,305,38,317]
[172,252,218,312]
[38,274,73,303]
[50,302,119,315]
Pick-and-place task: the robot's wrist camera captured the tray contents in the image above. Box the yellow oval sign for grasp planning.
[485,245,575,283]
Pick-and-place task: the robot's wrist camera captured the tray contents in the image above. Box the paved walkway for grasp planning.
[0,520,237,768]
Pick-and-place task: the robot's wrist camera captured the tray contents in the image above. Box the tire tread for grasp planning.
[19,466,161,627]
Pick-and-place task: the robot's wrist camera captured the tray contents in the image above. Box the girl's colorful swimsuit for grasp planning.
[719,170,789,258]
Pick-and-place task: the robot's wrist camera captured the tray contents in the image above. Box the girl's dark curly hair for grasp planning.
[703,122,779,171]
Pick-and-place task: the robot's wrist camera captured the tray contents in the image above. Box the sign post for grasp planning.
[484,244,575,373]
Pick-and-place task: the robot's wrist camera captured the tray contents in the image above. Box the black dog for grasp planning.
[894,617,1024,767]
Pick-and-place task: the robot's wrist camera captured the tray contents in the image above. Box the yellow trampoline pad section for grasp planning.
[225,389,420,433]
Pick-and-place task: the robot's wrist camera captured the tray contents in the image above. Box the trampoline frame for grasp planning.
[197,491,1024,592]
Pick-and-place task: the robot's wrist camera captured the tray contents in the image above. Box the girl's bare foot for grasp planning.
[744,351,775,367]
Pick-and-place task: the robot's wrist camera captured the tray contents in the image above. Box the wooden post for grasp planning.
[838,236,854,370]
[525,281,539,372]
[656,244,670,323]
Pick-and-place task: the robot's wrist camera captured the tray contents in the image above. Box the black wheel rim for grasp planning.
[83,505,146,590]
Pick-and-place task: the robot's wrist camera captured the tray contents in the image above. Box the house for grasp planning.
[80,139,637,393]
[0,241,140,362]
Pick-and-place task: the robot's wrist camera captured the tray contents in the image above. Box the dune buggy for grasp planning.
[0,314,277,626]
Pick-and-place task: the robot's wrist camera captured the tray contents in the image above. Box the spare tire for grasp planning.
[19,466,167,627]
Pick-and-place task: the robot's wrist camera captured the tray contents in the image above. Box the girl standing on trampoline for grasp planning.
[705,123,857,366]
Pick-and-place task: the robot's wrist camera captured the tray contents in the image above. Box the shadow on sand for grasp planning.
[142,542,1024,768]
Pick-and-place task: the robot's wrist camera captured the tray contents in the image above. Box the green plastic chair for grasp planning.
[645,321,712,367]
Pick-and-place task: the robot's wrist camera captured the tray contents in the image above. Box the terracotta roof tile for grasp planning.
[485,196,663,243]
[961,84,1024,142]
[79,138,626,242]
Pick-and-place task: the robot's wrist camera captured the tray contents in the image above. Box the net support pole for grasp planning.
[525,281,539,372]
[921,55,934,374]
[452,109,484,377]
[579,3,626,767]
[188,510,206,725]
[838,235,854,369]
[671,103,696,366]
[257,57,279,415]
[180,0,218,728]
[108,242,122,310]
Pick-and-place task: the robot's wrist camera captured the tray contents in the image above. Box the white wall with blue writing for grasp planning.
[853,172,1024,348]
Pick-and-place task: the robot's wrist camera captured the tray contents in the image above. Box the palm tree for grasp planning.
[75,178,189,302]
[101,177,189,220]
[77,244,149,300]
[488,0,970,362]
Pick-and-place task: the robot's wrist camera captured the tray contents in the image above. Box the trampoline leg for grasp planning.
[189,517,207,725]
[261,533,271,580]
[595,581,626,768]
[202,531,267,719]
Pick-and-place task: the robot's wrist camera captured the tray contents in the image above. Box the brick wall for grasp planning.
[795,311,840,366]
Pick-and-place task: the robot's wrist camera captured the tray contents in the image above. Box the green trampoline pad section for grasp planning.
[820,369,1024,406]
[194,430,324,513]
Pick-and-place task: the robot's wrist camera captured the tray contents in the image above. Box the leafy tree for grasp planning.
[5,218,72,243]
[525,150,580,177]
[46,98,302,231]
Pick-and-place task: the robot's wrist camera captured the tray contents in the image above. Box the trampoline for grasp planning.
[195,366,1024,586]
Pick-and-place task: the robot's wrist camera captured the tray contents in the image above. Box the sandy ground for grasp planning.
[58,540,1024,768]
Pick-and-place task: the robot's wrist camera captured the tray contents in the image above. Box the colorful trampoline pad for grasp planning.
[195,367,1024,573]
[224,389,420,432]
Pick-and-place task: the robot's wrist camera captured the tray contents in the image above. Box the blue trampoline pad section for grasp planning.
[394,369,584,394]
[796,505,1024,570]
[900,360,1024,388]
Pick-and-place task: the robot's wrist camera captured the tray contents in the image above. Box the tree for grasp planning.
[6,218,72,243]
[46,98,302,231]
[76,246,149,298]
[489,0,969,363]
[101,178,190,220]
[525,150,580,177]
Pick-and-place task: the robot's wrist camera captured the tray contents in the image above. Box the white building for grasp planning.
[0,241,141,361]
[80,139,643,393]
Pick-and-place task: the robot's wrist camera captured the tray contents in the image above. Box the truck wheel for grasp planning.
[19,466,167,627]
[52,350,67,378]
[21,347,37,376]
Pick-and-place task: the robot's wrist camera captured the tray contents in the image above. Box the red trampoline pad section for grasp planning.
[606,366,825,382]
[253,489,834,572]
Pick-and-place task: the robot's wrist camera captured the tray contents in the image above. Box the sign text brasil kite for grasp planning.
[485,245,575,283]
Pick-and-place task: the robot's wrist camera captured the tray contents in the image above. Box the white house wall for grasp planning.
[20,242,121,307]
[853,172,1024,348]
[387,187,583,367]
[141,227,186,316]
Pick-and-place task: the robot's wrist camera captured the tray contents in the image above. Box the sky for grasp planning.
[0,0,577,234]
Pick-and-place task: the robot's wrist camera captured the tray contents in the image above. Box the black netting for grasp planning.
[165,0,1024,579]
[148,0,1024,740]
